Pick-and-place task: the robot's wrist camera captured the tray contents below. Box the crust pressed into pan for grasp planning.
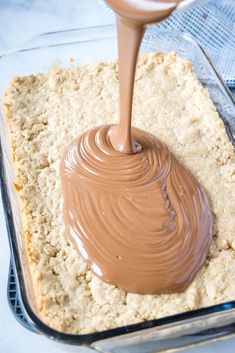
[4,52,235,334]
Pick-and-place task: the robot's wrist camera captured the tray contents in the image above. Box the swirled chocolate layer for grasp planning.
[61,125,212,294]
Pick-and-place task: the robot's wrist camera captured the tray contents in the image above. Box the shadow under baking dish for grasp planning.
[0,25,235,352]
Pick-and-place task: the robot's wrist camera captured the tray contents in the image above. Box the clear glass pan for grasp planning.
[0,25,235,352]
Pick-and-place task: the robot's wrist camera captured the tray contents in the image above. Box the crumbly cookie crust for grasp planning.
[4,52,235,334]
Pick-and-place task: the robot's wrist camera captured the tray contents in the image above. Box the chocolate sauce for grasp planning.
[60,0,212,294]
[107,0,181,153]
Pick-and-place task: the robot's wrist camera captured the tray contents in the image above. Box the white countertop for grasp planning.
[0,1,235,352]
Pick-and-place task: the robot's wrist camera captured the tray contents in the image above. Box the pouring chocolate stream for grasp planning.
[61,0,213,294]
[107,0,181,153]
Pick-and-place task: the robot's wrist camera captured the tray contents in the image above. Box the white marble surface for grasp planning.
[0,1,235,352]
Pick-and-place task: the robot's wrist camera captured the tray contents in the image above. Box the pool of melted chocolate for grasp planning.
[61,0,213,294]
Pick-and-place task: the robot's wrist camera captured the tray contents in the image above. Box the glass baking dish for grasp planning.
[0,24,235,353]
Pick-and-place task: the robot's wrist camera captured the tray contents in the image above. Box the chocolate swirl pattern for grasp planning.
[61,125,212,294]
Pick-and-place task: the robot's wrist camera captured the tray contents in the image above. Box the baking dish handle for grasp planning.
[91,307,235,353]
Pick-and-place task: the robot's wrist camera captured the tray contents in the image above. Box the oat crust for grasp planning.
[4,52,235,334]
